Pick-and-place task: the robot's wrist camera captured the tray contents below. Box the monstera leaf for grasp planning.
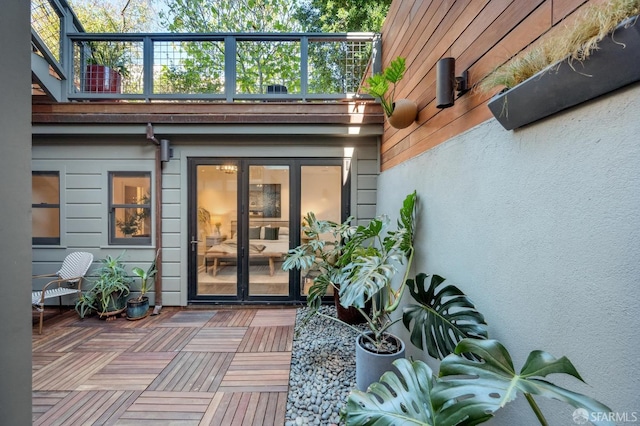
[436,339,614,426]
[343,357,493,426]
[403,273,488,360]
[344,340,614,426]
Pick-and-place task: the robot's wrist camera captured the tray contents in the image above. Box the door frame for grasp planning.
[187,157,350,305]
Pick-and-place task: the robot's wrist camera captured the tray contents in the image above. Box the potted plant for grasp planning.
[283,212,369,325]
[344,338,614,425]
[75,251,131,319]
[362,56,417,129]
[284,193,488,390]
[126,250,159,320]
[482,0,640,130]
[84,41,128,93]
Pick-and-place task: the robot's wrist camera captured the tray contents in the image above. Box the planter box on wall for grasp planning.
[488,16,640,130]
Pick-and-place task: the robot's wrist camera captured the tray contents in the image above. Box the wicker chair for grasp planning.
[32,251,94,334]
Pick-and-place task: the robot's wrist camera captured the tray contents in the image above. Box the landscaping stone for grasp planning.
[285,305,364,425]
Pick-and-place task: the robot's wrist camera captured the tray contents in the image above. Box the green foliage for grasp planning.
[159,0,302,94]
[362,56,407,117]
[131,249,159,300]
[70,0,155,76]
[403,273,488,359]
[344,340,614,426]
[296,0,391,32]
[75,251,132,318]
[284,192,423,352]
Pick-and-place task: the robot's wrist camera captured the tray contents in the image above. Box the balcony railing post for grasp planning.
[143,36,153,101]
[371,33,382,76]
[300,36,309,101]
[224,36,236,102]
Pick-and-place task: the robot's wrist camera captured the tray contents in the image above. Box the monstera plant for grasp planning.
[344,339,614,426]
[284,192,489,390]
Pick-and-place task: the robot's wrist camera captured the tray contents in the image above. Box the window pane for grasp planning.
[33,173,59,204]
[112,175,150,205]
[111,173,151,243]
[114,207,151,238]
[32,172,60,244]
[32,207,60,238]
[300,165,342,297]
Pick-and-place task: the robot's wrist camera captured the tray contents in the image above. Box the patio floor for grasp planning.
[32,307,297,425]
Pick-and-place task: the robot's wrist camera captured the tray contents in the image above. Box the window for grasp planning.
[109,172,151,245]
[32,171,60,245]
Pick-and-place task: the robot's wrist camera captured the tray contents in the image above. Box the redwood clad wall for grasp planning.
[379,0,607,171]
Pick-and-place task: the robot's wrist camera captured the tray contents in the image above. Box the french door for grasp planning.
[188,158,348,303]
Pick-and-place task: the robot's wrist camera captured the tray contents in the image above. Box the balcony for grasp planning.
[31,0,380,104]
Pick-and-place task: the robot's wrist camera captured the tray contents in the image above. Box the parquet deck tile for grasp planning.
[239,325,294,352]
[183,327,248,352]
[250,309,297,327]
[32,307,296,425]
[155,310,217,327]
[219,352,291,392]
[206,309,256,327]
[126,326,200,352]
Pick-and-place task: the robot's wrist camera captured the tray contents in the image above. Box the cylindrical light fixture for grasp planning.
[160,139,171,162]
[436,57,456,109]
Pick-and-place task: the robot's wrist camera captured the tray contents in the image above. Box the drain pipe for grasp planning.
[146,123,170,315]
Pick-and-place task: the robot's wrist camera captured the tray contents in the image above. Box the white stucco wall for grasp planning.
[378,84,640,424]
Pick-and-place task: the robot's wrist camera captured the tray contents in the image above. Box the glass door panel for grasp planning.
[300,165,342,297]
[196,164,238,297]
[248,165,290,297]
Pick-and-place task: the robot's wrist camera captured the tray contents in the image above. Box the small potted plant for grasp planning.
[362,56,417,129]
[126,250,159,320]
[75,252,132,319]
[85,41,129,93]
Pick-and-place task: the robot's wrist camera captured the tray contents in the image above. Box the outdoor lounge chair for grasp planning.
[32,251,94,334]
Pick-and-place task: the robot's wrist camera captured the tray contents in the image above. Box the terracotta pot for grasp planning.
[387,99,417,129]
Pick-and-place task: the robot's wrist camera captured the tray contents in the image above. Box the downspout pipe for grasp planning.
[146,123,166,315]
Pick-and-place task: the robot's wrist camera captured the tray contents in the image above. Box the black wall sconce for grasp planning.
[436,57,469,109]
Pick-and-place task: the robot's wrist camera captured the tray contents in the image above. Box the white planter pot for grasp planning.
[355,332,405,391]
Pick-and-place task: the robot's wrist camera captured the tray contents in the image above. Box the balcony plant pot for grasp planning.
[85,64,122,93]
[97,291,127,320]
[333,287,371,325]
[488,15,640,130]
[387,99,418,129]
[355,332,405,391]
[126,296,150,320]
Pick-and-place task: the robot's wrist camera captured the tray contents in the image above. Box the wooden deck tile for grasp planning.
[126,327,200,352]
[33,352,121,391]
[75,329,148,352]
[220,352,291,392]
[77,352,176,391]
[238,325,294,352]
[148,352,234,392]
[183,327,247,352]
[250,309,297,327]
[155,311,217,327]
[206,309,256,327]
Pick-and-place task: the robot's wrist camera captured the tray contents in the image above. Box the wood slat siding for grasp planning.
[32,102,383,125]
[380,0,597,170]
[32,307,295,425]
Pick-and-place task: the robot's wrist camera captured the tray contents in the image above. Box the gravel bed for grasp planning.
[285,305,365,426]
